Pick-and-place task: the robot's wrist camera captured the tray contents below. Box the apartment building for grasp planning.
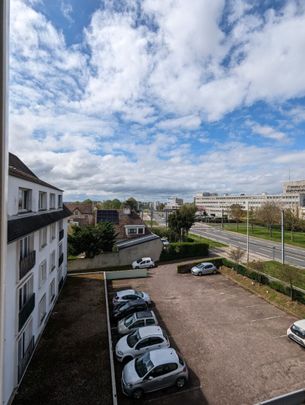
[165,197,184,211]
[3,153,70,405]
[194,181,305,218]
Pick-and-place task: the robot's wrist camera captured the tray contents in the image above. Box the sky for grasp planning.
[9,0,305,202]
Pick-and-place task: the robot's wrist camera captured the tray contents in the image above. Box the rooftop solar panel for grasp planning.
[96,210,119,224]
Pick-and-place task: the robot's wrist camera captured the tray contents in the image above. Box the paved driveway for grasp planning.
[110,263,305,405]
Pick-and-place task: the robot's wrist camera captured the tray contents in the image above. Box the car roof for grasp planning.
[116,289,136,298]
[135,311,154,319]
[120,299,146,309]
[149,348,179,366]
[140,257,151,261]
[294,319,305,329]
[198,262,213,267]
[138,326,163,338]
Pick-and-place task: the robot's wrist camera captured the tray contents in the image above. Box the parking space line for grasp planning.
[144,384,202,403]
[251,315,282,323]
[246,304,267,308]
[274,334,287,339]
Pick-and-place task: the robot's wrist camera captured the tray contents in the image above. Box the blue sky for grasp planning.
[9,0,305,201]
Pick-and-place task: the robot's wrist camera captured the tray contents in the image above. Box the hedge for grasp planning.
[177,257,223,274]
[160,242,209,261]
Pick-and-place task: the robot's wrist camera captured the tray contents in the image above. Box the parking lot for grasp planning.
[109,263,305,405]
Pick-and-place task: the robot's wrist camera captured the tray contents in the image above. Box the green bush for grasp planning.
[160,242,209,262]
[177,257,223,274]
[151,227,179,242]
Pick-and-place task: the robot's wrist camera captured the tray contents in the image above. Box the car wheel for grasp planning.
[135,266,139,269]
[122,356,133,365]
[213,269,217,274]
[198,272,202,276]
[132,389,144,399]
[176,377,186,389]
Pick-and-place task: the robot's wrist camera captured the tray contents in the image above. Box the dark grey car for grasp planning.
[113,299,148,321]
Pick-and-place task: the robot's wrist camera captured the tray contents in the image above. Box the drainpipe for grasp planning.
[0,1,9,403]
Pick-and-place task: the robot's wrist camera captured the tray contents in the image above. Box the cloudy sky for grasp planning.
[9,0,305,201]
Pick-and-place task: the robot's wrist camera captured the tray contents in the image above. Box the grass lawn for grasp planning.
[253,261,305,291]
[223,222,305,249]
[189,232,227,248]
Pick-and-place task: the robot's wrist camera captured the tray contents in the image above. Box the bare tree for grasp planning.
[228,247,245,263]
[256,202,281,237]
[285,208,300,242]
[229,204,244,231]
[278,264,302,300]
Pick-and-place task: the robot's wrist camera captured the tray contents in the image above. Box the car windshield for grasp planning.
[135,352,154,378]
[119,302,130,311]
[292,324,305,338]
[124,314,135,327]
[135,290,143,298]
[136,259,142,263]
[127,330,140,347]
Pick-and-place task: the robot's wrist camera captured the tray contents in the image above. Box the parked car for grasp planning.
[191,262,217,276]
[132,257,155,269]
[115,325,169,363]
[287,319,305,347]
[121,348,188,399]
[118,311,158,335]
[113,299,148,321]
[161,237,169,246]
[113,289,151,308]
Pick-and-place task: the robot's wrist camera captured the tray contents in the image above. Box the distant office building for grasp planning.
[165,197,183,211]
[4,153,70,405]
[194,181,305,218]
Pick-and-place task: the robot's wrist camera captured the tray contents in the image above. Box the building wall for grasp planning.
[4,175,68,405]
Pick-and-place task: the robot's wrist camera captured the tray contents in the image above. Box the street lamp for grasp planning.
[246,201,250,264]
[281,209,285,265]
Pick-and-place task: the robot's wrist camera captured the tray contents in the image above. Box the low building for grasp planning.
[194,182,305,218]
[165,197,183,211]
[3,153,70,405]
[66,202,95,227]
[96,207,150,241]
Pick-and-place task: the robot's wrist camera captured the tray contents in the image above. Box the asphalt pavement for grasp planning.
[191,223,305,268]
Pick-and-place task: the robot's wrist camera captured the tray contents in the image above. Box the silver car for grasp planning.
[115,326,169,363]
[112,289,151,308]
[191,262,217,276]
[118,311,158,335]
[121,348,188,399]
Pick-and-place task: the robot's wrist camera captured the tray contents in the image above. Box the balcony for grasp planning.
[59,229,64,241]
[58,277,64,291]
[18,336,34,382]
[58,253,64,267]
[19,293,35,331]
[19,251,36,279]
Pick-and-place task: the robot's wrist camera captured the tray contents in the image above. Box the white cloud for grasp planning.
[60,1,73,23]
[157,115,201,130]
[251,124,288,142]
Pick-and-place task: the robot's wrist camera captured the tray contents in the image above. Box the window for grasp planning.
[58,194,63,208]
[125,225,145,236]
[38,191,47,211]
[58,219,63,231]
[17,319,33,376]
[39,227,47,249]
[49,279,56,303]
[128,228,137,235]
[19,234,34,260]
[38,295,46,326]
[18,276,34,311]
[138,227,144,234]
[38,260,47,289]
[18,188,32,212]
[50,250,56,272]
[146,319,155,326]
[50,223,56,241]
[49,193,55,209]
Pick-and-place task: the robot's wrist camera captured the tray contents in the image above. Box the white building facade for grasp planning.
[165,197,184,211]
[195,182,305,218]
[3,153,70,405]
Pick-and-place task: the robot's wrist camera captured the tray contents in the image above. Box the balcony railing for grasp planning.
[19,293,35,331]
[58,253,64,267]
[59,229,64,241]
[18,336,34,382]
[19,251,36,280]
[58,277,64,291]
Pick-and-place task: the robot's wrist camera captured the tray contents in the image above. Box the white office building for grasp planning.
[165,197,184,211]
[194,181,305,218]
[3,153,70,405]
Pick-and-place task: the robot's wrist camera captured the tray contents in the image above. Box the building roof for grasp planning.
[8,204,72,243]
[65,202,94,215]
[116,234,160,250]
[9,152,62,192]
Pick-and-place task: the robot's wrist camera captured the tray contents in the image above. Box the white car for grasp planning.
[287,319,305,347]
[191,262,217,276]
[161,237,170,246]
[115,326,170,363]
[132,257,155,269]
[113,289,151,307]
[118,311,158,335]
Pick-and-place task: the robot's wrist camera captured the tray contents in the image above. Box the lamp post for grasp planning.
[246,201,250,264]
[281,209,285,265]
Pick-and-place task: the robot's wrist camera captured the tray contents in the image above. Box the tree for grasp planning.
[228,247,245,263]
[249,207,257,233]
[124,197,138,212]
[285,208,300,241]
[168,204,196,241]
[83,198,93,204]
[100,199,121,209]
[256,202,281,237]
[278,264,302,300]
[68,222,117,258]
[229,204,244,230]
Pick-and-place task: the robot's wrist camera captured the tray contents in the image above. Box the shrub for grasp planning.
[160,242,209,262]
[177,257,223,274]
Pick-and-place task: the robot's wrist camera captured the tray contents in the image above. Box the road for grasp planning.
[191,223,305,268]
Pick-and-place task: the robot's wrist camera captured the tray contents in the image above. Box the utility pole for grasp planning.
[150,204,153,229]
[0,1,9,403]
[221,208,224,230]
[281,209,285,265]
